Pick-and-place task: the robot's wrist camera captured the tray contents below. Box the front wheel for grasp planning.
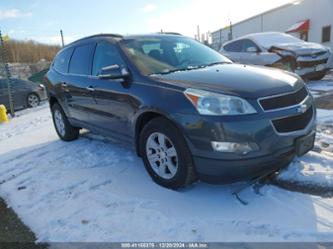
[51,103,80,141]
[140,117,197,189]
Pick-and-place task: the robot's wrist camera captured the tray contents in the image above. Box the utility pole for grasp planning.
[197,25,200,42]
[0,30,15,117]
[60,29,65,48]
[229,21,233,40]
[220,29,222,49]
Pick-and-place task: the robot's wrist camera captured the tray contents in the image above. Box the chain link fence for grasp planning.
[0,31,51,117]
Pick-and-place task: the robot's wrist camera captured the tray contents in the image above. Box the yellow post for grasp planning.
[0,105,9,123]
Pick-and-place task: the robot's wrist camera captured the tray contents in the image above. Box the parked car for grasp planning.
[0,78,47,111]
[45,34,316,189]
[28,68,49,85]
[220,32,332,80]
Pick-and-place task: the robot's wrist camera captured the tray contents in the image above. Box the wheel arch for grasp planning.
[49,95,58,108]
[134,110,184,157]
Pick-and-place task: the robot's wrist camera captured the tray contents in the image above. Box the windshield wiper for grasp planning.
[198,61,231,68]
[150,66,201,75]
[150,62,231,76]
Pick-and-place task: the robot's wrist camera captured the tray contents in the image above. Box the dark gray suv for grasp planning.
[45,34,316,189]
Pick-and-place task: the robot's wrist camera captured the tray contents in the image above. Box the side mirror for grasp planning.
[98,64,130,80]
[246,47,259,53]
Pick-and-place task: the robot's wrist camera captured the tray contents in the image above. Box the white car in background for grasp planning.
[220,32,333,80]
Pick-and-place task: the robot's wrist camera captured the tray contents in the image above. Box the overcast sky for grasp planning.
[0,0,295,45]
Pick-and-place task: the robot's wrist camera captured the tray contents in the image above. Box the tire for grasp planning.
[139,117,197,189]
[51,103,80,141]
[27,93,40,108]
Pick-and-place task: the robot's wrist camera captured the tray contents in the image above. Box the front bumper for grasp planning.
[295,52,332,77]
[173,98,316,184]
[193,147,295,183]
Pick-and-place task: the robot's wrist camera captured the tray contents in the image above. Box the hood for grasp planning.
[151,64,303,99]
[269,41,328,56]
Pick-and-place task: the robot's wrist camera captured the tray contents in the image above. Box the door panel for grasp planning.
[238,39,262,65]
[66,43,96,124]
[64,75,95,123]
[12,80,30,108]
[88,42,134,138]
[88,78,134,137]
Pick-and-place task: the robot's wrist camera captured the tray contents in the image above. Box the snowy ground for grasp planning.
[1,76,333,242]
[275,72,333,189]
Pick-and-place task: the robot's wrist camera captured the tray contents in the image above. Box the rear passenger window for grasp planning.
[53,48,73,74]
[223,40,243,52]
[69,44,95,75]
[92,42,125,76]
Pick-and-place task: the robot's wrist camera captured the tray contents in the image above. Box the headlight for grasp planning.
[184,88,257,116]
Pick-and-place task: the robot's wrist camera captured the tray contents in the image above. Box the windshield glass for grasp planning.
[253,33,302,48]
[120,36,231,75]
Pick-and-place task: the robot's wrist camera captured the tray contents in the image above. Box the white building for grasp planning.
[211,0,333,51]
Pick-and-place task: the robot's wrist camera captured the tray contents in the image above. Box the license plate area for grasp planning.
[315,64,326,72]
[295,132,316,156]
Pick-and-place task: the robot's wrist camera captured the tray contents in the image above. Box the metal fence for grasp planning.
[0,30,50,117]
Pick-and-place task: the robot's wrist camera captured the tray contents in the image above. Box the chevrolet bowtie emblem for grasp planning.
[298,104,308,114]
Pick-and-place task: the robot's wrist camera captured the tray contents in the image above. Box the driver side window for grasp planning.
[92,42,125,76]
[242,39,260,53]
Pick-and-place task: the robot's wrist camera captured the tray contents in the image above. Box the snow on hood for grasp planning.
[268,41,329,56]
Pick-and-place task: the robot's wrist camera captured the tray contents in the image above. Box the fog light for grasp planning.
[211,141,259,155]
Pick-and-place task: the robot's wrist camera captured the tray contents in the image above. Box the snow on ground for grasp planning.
[277,106,333,189]
[308,72,333,97]
[1,103,333,242]
[277,152,333,189]
[276,72,333,189]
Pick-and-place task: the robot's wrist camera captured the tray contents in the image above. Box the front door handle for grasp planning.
[61,82,68,87]
[86,86,95,92]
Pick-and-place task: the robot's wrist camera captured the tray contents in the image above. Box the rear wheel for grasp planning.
[51,103,80,141]
[140,117,197,189]
[27,93,40,108]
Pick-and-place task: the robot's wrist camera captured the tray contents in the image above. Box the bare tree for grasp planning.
[4,39,61,63]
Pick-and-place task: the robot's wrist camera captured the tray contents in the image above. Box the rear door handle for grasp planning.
[61,82,68,87]
[86,86,95,92]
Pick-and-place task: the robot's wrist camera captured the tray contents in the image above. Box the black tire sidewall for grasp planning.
[51,103,79,141]
[140,118,195,189]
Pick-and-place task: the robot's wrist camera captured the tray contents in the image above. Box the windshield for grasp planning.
[253,33,303,48]
[120,36,231,75]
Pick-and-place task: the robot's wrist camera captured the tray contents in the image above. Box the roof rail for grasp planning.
[66,33,123,47]
[159,32,182,36]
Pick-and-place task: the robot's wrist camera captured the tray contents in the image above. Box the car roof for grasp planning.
[223,32,286,46]
[65,33,184,47]
[55,33,188,59]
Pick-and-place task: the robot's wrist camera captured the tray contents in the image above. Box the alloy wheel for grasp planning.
[54,109,66,137]
[28,94,39,108]
[146,132,178,180]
